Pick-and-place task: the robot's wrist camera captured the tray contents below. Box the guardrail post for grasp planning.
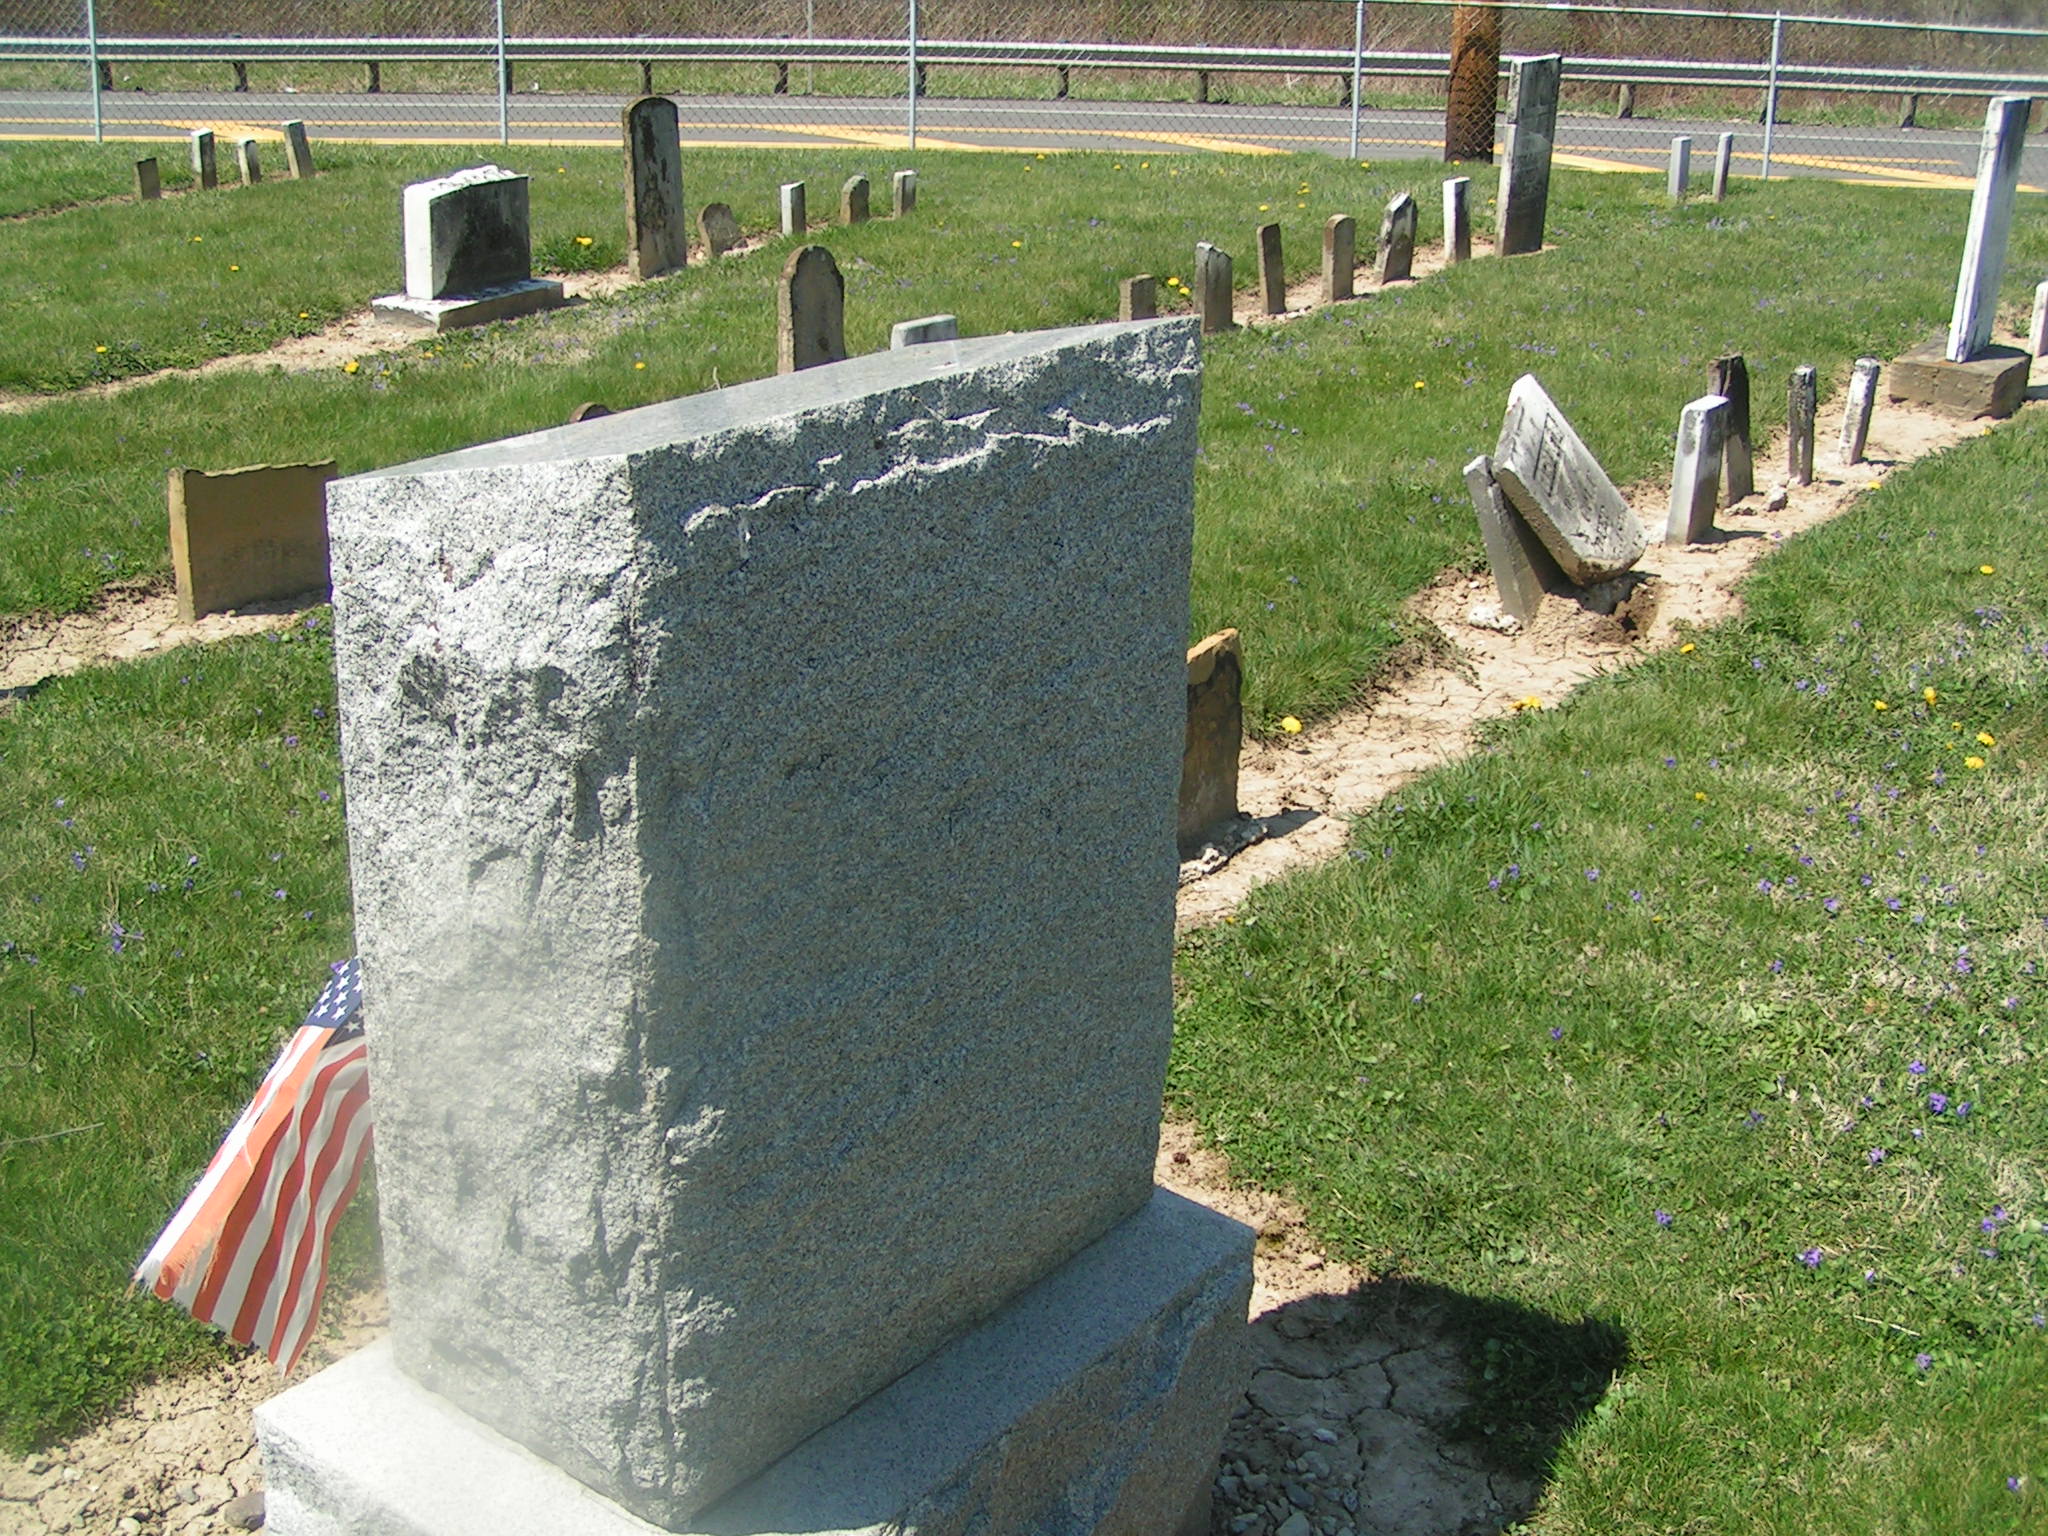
[1348,0,1365,159]
[85,0,102,143]
[1760,13,1783,181]
[494,0,509,146]
[907,0,919,149]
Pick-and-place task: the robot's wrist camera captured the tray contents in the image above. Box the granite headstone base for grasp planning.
[257,1190,1253,1536]
[1885,335,2030,420]
[371,278,567,333]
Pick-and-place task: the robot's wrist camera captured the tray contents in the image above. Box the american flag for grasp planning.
[135,959,372,1375]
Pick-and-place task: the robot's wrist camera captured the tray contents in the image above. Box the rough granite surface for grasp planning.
[323,320,1203,1528]
[1492,373,1644,583]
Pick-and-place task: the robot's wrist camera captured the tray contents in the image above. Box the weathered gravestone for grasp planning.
[1256,222,1285,315]
[373,165,567,332]
[1442,176,1471,264]
[1180,628,1244,857]
[190,128,217,191]
[1492,374,1646,583]
[1120,274,1157,322]
[1195,241,1236,335]
[282,119,316,179]
[255,318,1254,1536]
[1840,355,1880,466]
[1888,95,2033,418]
[623,96,687,280]
[779,180,806,237]
[168,462,338,621]
[841,174,870,224]
[1709,353,1754,503]
[892,168,916,217]
[235,137,262,186]
[1711,131,1734,201]
[134,157,160,200]
[1464,453,1566,627]
[1664,393,1730,546]
[1787,364,1817,486]
[1667,136,1692,202]
[777,243,847,372]
[1322,215,1355,302]
[1496,54,1561,257]
[1376,192,1416,284]
[2031,279,2048,358]
[698,201,742,258]
[889,313,958,348]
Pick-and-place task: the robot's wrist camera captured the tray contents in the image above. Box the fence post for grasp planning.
[85,0,102,144]
[907,0,920,149]
[1760,13,1782,181]
[494,0,509,147]
[1348,0,1365,160]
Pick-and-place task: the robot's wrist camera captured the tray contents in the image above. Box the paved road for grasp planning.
[6,88,2047,188]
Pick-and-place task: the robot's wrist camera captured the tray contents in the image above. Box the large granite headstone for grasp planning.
[1496,54,1560,257]
[1664,393,1730,546]
[1195,241,1236,335]
[623,95,686,280]
[1709,353,1753,503]
[373,165,567,333]
[1256,222,1285,315]
[777,243,847,372]
[1376,192,1416,284]
[1492,373,1645,583]
[1322,215,1355,302]
[256,320,1252,1536]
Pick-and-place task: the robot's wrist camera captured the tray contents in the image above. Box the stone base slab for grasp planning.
[256,1188,1253,1536]
[371,278,567,333]
[1885,337,2030,420]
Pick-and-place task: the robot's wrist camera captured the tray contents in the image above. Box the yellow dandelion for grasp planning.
[298,311,310,319]
[1258,203,1270,211]
[1169,169,1179,176]
[1011,240,1023,248]
[1679,642,1697,654]
[1873,699,1889,711]
[342,359,359,374]
[1114,163,1122,170]
[1953,721,1964,731]
[1980,564,1996,575]
[1412,379,1427,391]
[190,235,202,243]
[94,345,108,353]
[1512,694,1543,711]
[1358,160,1370,169]
[1168,276,1183,288]
[228,264,239,272]
[1923,686,1937,704]
[1978,732,1996,747]
[1966,755,1986,770]
[1694,791,1708,802]
[1279,715,1303,734]
[1140,161,1150,169]
[1035,153,1045,161]
[556,166,566,173]
[634,360,647,370]
[1297,201,1306,208]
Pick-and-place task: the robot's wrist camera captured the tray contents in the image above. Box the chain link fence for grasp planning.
[1,0,2044,186]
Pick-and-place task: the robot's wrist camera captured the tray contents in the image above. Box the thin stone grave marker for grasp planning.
[1711,132,1734,201]
[1120,274,1157,322]
[1840,356,1880,466]
[1497,54,1561,257]
[841,174,870,224]
[282,119,315,179]
[1376,192,1416,284]
[698,201,742,258]
[1665,393,1731,546]
[1464,453,1565,626]
[889,313,958,348]
[1948,95,2033,362]
[1443,176,1471,264]
[780,180,806,237]
[778,243,847,372]
[1180,628,1244,857]
[169,461,337,621]
[1256,222,1285,315]
[1787,364,1817,486]
[1322,215,1355,302]
[190,129,217,191]
[1668,136,1692,201]
[1195,241,1236,334]
[2030,280,2048,358]
[134,157,160,200]
[1492,373,1646,583]
[1709,354,1754,503]
[622,96,686,280]
[234,137,261,186]
[891,169,916,217]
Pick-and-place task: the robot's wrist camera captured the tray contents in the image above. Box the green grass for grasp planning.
[1171,411,2048,1532]
[0,141,197,218]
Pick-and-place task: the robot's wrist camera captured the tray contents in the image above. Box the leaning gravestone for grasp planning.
[623,95,686,280]
[190,128,218,191]
[1664,392,1730,546]
[1256,222,1285,314]
[256,318,1253,1536]
[1787,364,1817,486]
[1322,215,1355,302]
[372,166,567,332]
[1496,54,1561,258]
[1492,374,1646,583]
[1709,353,1753,502]
[1180,628,1244,857]
[1195,241,1236,334]
[778,243,847,372]
[1120,273,1157,321]
[282,119,316,179]
[134,157,160,200]
[889,313,957,348]
[841,173,870,224]
[698,201,742,258]
[892,168,917,216]
[1840,355,1880,465]
[235,137,262,186]
[1464,453,1566,627]
[1376,192,1416,284]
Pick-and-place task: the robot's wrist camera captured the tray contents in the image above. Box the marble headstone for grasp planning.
[1497,54,1561,257]
[1492,374,1645,583]
[1322,215,1355,302]
[1840,356,1880,466]
[1443,176,1471,264]
[1195,241,1236,334]
[698,201,742,258]
[1787,364,1817,486]
[1256,222,1285,314]
[780,180,807,237]
[1664,393,1730,546]
[623,95,686,280]
[1947,95,2034,362]
[841,174,870,224]
[1376,192,1417,284]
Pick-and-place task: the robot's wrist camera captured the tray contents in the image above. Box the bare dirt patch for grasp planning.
[0,584,314,705]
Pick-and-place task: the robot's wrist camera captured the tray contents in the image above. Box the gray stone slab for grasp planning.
[778,180,805,237]
[282,119,315,179]
[190,128,217,191]
[698,201,741,258]
[1664,393,1730,546]
[1787,364,1817,486]
[1120,274,1157,322]
[1442,176,1471,264]
[1887,335,2029,420]
[1322,215,1355,302]
[1256,221,1285,314]
[235,137,261,186]
[2031,279,2048,358]
[623,97,686,280]
[1376,192,1416,284]
[1711,131,1734,201]
[1496,54,1560,257]
[1840,355,1880,465]
[1464,453,1565,627]
[134,156,160,200]
[776,243,846,373]
[1948,95,2034,362]
[891,168,916,217]
[403,165,533,301]
[370,278,566,335]
[889,313,958,348]
[1668,136,1692,202]
[840,173,870,224]
[1492,374,1645,583]
[257,1190,1252,1536]
[1709,353,1753,502]
[319,319,1203,1528]
[1195,241,1236,334]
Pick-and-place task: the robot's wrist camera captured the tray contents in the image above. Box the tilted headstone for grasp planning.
[1119,274,1156,322]
[889,313,957,348]
[1180,629,1243,857]
[168,462,337,622]
[134,157,160,200]
[1840,356,1880,466]
[235,137,261,186]
[698,201,742,258]
[190,128,217,191]
[1664,393,1730,546]
[257,320,1252,1536]
[1443,176,1471,264]
[1711,131,1734,201]
[1709,353,1754,502]
[1464,453,1564,626]
[1787,364,1817,487]
[1195,241,1236,334]
[1668,136,1692,202]
[1497,54,1561,258]
[373,166,567,332]
[622,96,686,280]
[841,174,870,225]
[1947,95,2033,362]
[780,180,807,237]
[1322,215,1356,302]
[282,119,315,179]
[1492,373,1646,583]
[778,243,847,373]
[891,168,916,217]
[1256,221,1285,315]
[2030,279,2048,358]
[1376,192,1417,284]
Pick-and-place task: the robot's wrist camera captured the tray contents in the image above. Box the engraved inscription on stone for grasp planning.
[1492,373,1645,584]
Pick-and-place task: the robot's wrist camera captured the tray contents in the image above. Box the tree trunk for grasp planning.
[1443,5,1502,164]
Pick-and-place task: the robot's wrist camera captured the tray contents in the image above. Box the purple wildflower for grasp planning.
[1928,1092,1949,1114]
[1798,1248,1822,1269]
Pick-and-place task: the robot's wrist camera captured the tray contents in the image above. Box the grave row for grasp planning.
[131,121,317,201]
